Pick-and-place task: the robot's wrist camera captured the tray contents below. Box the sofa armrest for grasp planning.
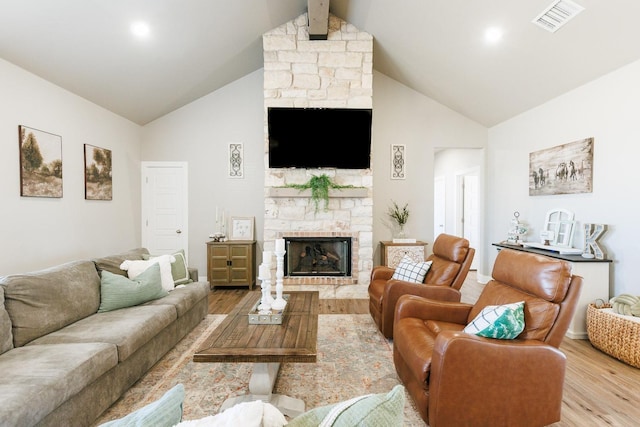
[428,331,566,426]
[188,267,199,282]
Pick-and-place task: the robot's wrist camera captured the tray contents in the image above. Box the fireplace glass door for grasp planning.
[284,237,351,277]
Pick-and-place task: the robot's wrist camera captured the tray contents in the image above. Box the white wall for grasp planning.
[487,59,640,296]
[0,59,142,276]
[372,73,487,266]
[142,70,488,277]
[141,70,265,276]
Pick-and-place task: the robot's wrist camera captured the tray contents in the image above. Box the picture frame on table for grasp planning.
[229,216,254,240]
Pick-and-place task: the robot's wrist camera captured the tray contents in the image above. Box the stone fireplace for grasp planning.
[262,14,373,286]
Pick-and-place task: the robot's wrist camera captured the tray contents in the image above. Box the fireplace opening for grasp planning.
[284,237,352,277]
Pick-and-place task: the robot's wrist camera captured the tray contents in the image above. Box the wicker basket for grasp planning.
[586,303,640,368]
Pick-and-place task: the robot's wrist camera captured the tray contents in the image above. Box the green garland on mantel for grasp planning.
[284,174,358,212]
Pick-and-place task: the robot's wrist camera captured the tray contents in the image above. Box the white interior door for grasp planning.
[141,162,188,258]
[434,176,446,239]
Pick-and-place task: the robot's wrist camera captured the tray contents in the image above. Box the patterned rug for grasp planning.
[93,314,425,426]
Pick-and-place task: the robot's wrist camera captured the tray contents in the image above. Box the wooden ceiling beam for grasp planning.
[308,0,330,40]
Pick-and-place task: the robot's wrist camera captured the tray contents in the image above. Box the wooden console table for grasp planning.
[493,242,612,339]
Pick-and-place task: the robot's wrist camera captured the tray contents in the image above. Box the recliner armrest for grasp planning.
[395,294,473,324]
[370,265,394,281]
[381,281,463,337]
[428,331,566,427]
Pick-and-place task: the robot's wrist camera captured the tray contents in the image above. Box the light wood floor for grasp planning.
[207,273,640,425]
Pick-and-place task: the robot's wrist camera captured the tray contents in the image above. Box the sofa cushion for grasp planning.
[464,301,525,339]
[99,264,168,312]
[391,256,432,283]
[143,281,208,317]
[0,260,101,347]
[93,247,150,277]
[0,286,13,355]
[99,384,185,427]
[0,342,117,427]
[287,384,405,427]
[28,304,176,362]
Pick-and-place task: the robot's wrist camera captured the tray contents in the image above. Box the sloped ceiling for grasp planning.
[1,0,639,126]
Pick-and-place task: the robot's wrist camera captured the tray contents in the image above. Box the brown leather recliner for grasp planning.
[368,233,475,339]
[393,248,583,427]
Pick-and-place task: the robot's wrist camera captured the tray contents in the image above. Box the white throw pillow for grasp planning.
[120,254,176,292]
[391,256,432,284]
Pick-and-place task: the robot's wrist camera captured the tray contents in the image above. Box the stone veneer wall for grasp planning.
[263,13,374,285]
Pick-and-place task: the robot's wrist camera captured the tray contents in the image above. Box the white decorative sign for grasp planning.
[583,223,607,259]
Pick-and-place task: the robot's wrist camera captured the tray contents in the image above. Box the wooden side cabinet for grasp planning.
[380,241,428,268]
[206,240,256,290]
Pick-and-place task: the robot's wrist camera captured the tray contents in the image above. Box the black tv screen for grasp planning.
[268,107,372,169]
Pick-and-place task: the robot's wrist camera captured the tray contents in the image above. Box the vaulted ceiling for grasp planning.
[1,1,639,127]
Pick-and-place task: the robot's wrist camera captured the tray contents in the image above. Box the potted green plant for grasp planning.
[286,174,354,212]
[388,200,410,238]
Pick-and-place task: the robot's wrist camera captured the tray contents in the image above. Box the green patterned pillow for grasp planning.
[464,301,525,339]
[98,264,168,312]
[143,249,191,285]
[287,385,405,427]
[98,384,184,426]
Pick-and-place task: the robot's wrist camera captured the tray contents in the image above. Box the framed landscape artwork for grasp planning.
[84,144,112,200]
[529,137,594,196]
[19,125,63,198]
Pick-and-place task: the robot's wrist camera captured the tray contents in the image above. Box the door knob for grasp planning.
[176,229,182,234]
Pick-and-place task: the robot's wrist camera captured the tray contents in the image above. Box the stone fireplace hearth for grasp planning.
[262,13,374,287]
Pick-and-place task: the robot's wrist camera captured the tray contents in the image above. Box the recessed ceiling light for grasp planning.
[130,21,151,39]
[484,27,503,44]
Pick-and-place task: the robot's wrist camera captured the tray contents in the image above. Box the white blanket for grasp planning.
[175,400,287,427]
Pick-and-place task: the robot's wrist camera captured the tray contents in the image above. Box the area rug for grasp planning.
[93,314,425,426]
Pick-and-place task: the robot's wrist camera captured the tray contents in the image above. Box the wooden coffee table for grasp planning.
[194,291,319,417]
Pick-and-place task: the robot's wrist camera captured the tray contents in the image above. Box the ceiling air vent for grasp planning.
[532,0,584,33]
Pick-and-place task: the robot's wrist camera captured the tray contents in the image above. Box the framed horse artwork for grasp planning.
[528,137,594,196]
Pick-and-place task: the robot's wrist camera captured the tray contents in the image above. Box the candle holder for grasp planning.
[271,247,287,311]
[257,264,274,311]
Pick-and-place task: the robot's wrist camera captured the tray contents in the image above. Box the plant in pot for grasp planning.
[388,200,410,238]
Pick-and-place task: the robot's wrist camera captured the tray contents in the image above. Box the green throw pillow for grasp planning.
[463,301,525,339]
[287,385,405,427]
[98,383,184,427]
[98,263,168,313]
[143,249,191,285]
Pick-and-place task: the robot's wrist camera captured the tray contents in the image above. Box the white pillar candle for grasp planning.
[275,238,285,253]
[263,251,272,266]
[259,263,269,279]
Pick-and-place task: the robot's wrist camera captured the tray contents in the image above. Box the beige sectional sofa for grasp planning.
[0,248,209,427]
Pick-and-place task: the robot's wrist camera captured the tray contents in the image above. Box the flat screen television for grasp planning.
[268,107,372,169]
